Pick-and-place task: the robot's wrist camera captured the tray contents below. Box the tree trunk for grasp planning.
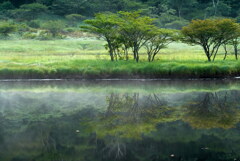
[223,44,228,60]
[151,51,159,62]
[107,39,114,61]
[203,46,212,62]
[212,47,220,61]
[148,53,151,62]
[207,56,211,62]
[234,45,238,60]
[125,47,129,61]
[133,45,139,63]
[109,47,114,61]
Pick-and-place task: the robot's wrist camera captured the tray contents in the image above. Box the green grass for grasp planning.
[0,39,239,79]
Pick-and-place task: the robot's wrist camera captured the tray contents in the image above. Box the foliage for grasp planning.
[65,14,85,21]
[181,19,240,61]
[164,19,189,29]
[82,12,120,61]
[10,3,48,21]
[145,28,177,62]
[65,14,85,26]
[41,20,66,37]
[0,0,240,29]
[118,11,156,62]
[226,23,240,60]
[0,21,16,36]
[0,1,15,11]
[27,20,41,28]
[82,11,157,62]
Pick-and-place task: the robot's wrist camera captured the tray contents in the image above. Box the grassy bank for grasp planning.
[0,39,240,79]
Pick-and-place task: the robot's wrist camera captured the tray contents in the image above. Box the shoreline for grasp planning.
[0,76,239,81]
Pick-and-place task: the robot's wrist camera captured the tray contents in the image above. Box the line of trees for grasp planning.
[1,0,240,30]
[81,11,178,62]
[2,0,240,19]
[82,12,240,62]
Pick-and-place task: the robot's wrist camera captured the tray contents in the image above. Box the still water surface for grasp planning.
[0,80,240,161]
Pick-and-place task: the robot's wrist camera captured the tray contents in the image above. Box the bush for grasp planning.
[22,32,38,39]
[36,30,53,40]
[17,23,31,32]
[41,20,66,37]
[27,20,41,28]
[66,14,86,26]
[0,22,16,36]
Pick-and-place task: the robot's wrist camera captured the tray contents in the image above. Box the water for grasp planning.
[0,80,240,161]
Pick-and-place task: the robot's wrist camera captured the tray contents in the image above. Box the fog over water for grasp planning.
[0,80,240,161]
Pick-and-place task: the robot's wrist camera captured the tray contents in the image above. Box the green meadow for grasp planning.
[0,39,240,79]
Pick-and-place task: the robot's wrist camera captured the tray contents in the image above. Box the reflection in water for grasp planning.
[0,81,240,161]
[183,91,240,129]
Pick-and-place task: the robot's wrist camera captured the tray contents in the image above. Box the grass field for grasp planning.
[0,38,240,79]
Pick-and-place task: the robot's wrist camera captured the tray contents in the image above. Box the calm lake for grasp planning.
[0,80,240,161]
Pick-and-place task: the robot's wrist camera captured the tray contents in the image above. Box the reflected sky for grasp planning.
[0,80,240,161]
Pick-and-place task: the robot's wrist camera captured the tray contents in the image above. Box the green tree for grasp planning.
[145,28,177,62]
[118,11,156,62]
[11,3,48,21]
[181,18,239,61]
[227,24,240,60]
[81,13,120,61]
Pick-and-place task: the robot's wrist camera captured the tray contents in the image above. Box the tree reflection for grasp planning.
[1,90,240,161]
[183,92,240,129]
[90,93,174,139]
[85,93,176,160]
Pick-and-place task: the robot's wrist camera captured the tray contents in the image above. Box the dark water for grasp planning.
[0,80,240,161]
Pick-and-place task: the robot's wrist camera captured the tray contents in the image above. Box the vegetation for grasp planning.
[83,13,240,63]
[182,19,240,61]
[1,0,240,25]
[0,21,16,36]
[0,1,240,78]
[0,39,239,79]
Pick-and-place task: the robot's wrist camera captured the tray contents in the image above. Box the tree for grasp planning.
[205,0,231,17]
[81,13,120,61]
[183,92,240,129]
[11,3,48,21]
[168,0,197,18]
[181,19,239,61]
[227,24,240,60]
[145,28,177,62]
[118,11,156,62]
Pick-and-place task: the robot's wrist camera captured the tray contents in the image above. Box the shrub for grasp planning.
[0,21,16,36]
[41,20,66,37]
[27,20,41,28]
